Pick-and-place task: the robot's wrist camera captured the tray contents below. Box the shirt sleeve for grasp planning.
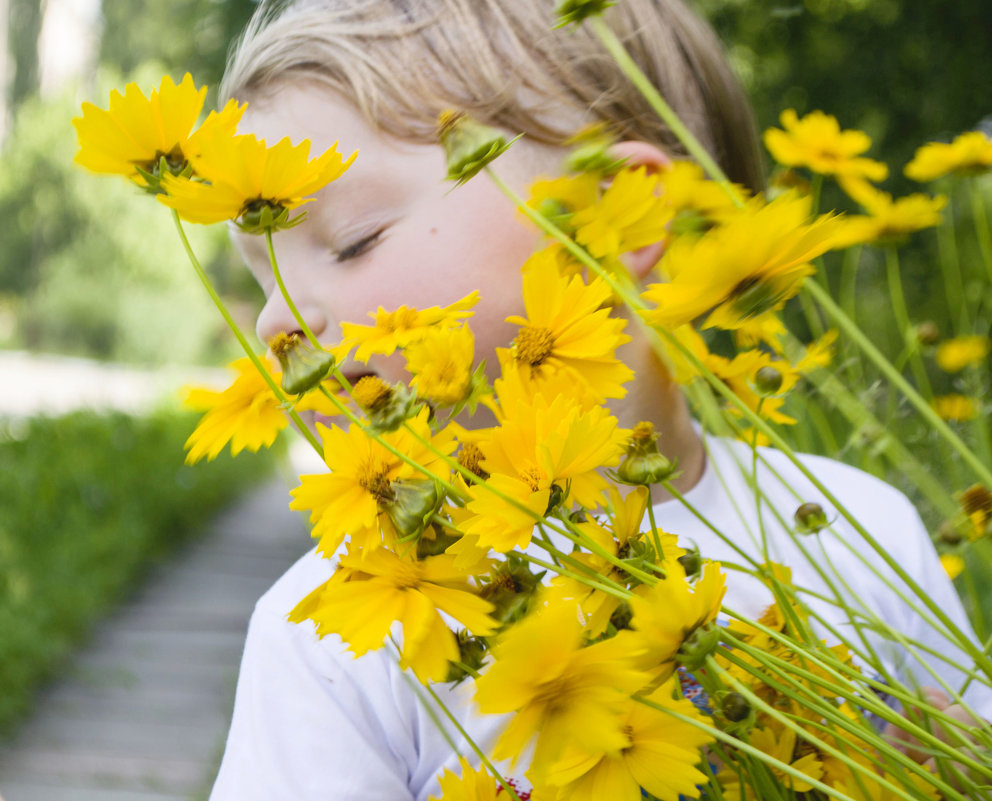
[210,603,417,801]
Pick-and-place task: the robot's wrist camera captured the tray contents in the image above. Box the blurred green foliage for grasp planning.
[0,407,278,735]
[700,0,992,183]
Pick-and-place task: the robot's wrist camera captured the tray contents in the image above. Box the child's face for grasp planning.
[234,82,546,390]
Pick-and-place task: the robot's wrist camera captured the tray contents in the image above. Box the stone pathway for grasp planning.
[0,473,312,801]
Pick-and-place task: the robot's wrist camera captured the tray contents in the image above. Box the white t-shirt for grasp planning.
[210,437,992,800]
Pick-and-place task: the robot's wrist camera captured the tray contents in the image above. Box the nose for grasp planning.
[255,290,330,347]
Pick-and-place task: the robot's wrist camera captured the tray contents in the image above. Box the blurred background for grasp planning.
[0,0,989,798]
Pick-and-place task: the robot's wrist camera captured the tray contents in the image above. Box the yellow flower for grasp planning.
[182,356,286,463]
[429,758,500,801]
[935,334,990,372]
[538,680,713,801]
[626,561,726,682]
[341,292,480,363]
[941,553,965,580]
[462,380,626,552]
[723,723,824,795]
[73,73,244,190]
[657,160,747,230]
[931,394,979,422]
[473,600,651,769]
[642,193,840,330]
[405,324,477,406]
[764,109,888,182]
[159,130,355,229]
[289,408,456,556]
[504,248,633,403]
[834,178,946,246]
[905,131,992,182]
[570,167,674,260]
[288,547,496,683]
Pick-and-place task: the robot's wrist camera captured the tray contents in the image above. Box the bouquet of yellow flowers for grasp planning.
[73,5,992,799]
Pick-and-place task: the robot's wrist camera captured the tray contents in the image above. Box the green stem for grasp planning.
[806,280,992,489]
[588,17,741,205]
[970,178,992,285]
[170,210,323,457]
[884,246,933,399]
[265,228,322,348]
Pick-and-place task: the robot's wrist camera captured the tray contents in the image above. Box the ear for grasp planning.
[609,141,672,281]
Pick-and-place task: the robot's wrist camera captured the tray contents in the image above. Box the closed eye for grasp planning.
[336,229,385,262]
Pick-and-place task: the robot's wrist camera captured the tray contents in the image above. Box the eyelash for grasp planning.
[336,229,384,262]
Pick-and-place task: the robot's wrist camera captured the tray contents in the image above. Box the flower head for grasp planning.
[289,408,455,555]
[931,394,979,422]
[340,292,480,363]
[159,131,355,230]
[905,131,992,182]
[289,547,496,683]
[405,324,479,407]
[429,758,500,801]
[473,600,650,769]
[73,73,245,192]
[835,178,946,246]
[570,167,673,260]
[504,248,633,403]
[935,334,990,373]
[538,680,713,801]
[643,193,841,330]
[182,356,287,463]
[764,109,888,182]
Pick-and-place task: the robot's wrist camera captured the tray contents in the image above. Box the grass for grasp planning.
[0,407,278,735]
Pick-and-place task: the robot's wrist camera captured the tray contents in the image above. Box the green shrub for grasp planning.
[0,408,277,735]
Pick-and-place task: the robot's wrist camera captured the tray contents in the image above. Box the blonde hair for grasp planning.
[222,0,764,192]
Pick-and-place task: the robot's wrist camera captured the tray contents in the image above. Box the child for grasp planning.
[209,1,991,798]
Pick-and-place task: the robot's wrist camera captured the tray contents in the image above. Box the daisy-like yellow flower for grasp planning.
[538,680,713,801]
[504,248,633,403]
[289,408,456,556]
[182,356,287,463]
[720,723,824,798]
[626,561,726,682]
[931,394,979,422]
[547,486,684,635]
[429,758,500,801]
[941,553,965,580]
[571,166,674,260]
[657,160,747,232]
[405,324,477,406]
[764,109,888,182]
[935,334,991,373]
[159,130,355,230]
[73,73,245,191]
[905,131,992,182]
[462,377,626,552]
[473,600,651,770]
[288,547,496,683]
[642,193,841,331]
[834,178,946,247]
[340,292,480,363]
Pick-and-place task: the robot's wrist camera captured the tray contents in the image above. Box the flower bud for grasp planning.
[269,332,336,395]
[753,365,784,397]
[916,321,940,347]
[445,631,489,684]
[677,549,703,579]
[351,376,420,433]
[616,422,678,485]
[480,553,545,625]
[937,521,964,545]
[676,622,721,671]
[437,111,518,186]
[794,501,828,534]
[555,0,615,27]
[383,479,443,539]
[720,692,752,723]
